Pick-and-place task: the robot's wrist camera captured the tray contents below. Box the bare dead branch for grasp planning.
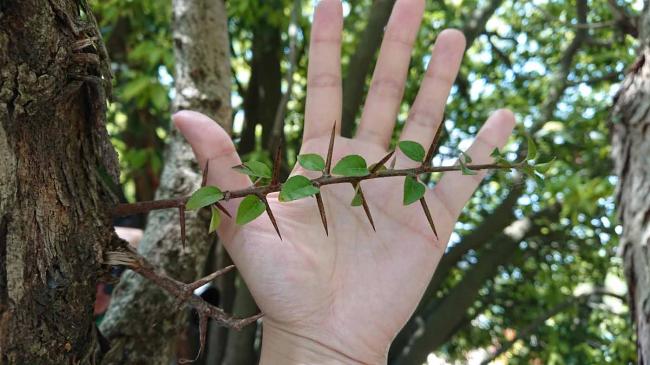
[104,248,262,331]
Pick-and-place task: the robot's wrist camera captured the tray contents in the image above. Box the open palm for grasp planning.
[175,0,514,363]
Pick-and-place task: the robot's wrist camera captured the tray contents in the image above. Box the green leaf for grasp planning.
[534,158,555,174]
[209,206,221,233]
[490,148,508,165]
[398,141,426,162]
[526,136,538,161]
[186,186,224,210]
[297,154,326,172]
[403,176,426,205]
[459,158,477,176]
[236,195,266,225]
[232,161,272,178]
[351,190,363,206]
[332,155,370,177]
[460,150,473,163]
[350,184,362,206]
[490,148,501,158]
[279,175,320,202]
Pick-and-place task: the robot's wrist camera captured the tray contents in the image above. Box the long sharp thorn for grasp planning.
[186,265,236,292]
[423,125,445,167]
[419,197,438,239]
[315,193,328,235]
[214,202,232,218]
[262,196,282,240]
[201,160,210,187]
[271,144,282,186]
[371,150,395,174]
[179,205,186,249]
[325,122,336,175]
[357,186,376,231]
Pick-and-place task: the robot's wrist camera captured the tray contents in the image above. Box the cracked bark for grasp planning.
[611,3,650,363]
[0,1,118,363]
[99,1,233,364]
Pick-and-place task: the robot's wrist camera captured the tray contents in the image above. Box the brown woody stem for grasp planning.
[104,248,263,329]
[113,162,516,217]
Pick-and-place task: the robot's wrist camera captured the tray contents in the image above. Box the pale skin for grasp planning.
[174,0,515,363]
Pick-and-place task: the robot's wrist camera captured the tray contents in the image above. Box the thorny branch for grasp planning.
[112,161,516,217]
[104,247,262,362]
[105,125,539,362]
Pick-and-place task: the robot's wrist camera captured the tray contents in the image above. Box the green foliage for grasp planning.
[403,176,426,205]
[331,155,370,177]
[279,175,320,201]
[186,186,224,210]
[236,195,266,225]
[209,206,221,233]
[232,161,272,179]
[297,154,326,172]
[458,151,478,176]
[398,141,426,162]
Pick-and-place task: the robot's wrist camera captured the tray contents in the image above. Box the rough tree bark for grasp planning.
[0,1,117,363]
[611,3,650,363]
[99,0,233,364]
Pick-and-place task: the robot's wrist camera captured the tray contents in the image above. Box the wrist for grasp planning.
[259,320,388,365]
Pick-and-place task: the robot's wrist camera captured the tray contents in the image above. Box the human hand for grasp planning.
[174,0,514,363]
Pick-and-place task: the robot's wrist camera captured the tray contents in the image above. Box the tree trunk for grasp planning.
[611,4,650,363]
[99,0,233,364]
[239,22,282,155]
[0,1,117,363]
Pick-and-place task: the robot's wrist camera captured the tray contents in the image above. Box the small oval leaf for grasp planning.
[232,161,272,178]
[209,206,221,233]
[236,195,266,225]
[297,154,326,172]
[526,136,538,162]
[398,141,426,162]
[459,158,478,176]
[331,155,369,177]
[534,158,555,174]
[186,186,224,210]
[350,184,363,206]
[403,176,426,205]
[279,175,320,202]
[460,150,473,164]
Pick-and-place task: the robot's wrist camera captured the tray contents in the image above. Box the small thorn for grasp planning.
[423,125,445,167]
[315,193,328,235]
[271,144,282,186]
[262,196,282,240]
[325,122,336,175]
[201,160,210,187]
[357,186,376,231]
[179,205,186,249]
[370,150,395,174]
[214,202,232,218]
[419,197,438,239]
